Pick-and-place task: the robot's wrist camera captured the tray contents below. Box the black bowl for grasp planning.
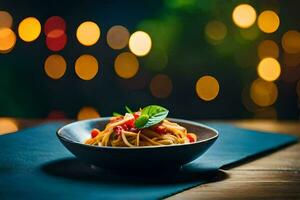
[57,118,218,170]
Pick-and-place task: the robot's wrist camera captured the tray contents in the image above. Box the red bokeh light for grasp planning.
[44,16,67,51]
[44,16,66,36]
[46,32,67,51]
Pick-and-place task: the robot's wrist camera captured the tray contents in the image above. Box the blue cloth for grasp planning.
[0,122,297,200]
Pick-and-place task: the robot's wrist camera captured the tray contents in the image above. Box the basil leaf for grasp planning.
[135,105,169,128]
[125,105,133,114]
[134,114,149,128]
[113,112,122,117]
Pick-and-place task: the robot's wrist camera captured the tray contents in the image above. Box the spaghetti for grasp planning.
[85,106,197,147]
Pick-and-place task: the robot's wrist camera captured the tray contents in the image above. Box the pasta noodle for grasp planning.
[85,112,197,147]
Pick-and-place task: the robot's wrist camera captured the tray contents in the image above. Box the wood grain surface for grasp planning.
[169,120,300,200]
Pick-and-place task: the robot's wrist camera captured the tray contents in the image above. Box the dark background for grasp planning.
[0,0,299,120]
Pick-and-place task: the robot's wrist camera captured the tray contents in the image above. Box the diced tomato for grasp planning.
[187,134,195,143]
[125,119,135,129]
[91,128,100,138]
[114,126,123,136]
[152,125,167,135]
[133,112,140,119]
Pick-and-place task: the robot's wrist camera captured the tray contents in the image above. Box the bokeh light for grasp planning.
[0,28,16,53]
[243,82,277,118]
[44,16,66,36]
[76,21,100,46]
[281,30,300,54]
[0,118,18,135]
[129,31,152,56]
[257,10,280,33]
[258,40,279,59]
[257,57,281,81]
[18,17,41,42]
[107,25,130,49]
[44,54,67,79]
[232,4,256,28]
[0,11,13,28]
[44,16,67,51]
[77,106,100,120]
[205,20,227,44]
[250,78,278,107]
[75,55,99,80]
[150,74,173,98]
[46,31,67,51]
[114,52,139,79]
[196,75,220,101]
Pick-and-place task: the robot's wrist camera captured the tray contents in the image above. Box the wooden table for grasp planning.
[1,119,299,199]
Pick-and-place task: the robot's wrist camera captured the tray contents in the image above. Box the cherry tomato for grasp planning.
[91,129,100,138]
[187,134,195,143]
[133,112,140,119]
[125,119,135,129]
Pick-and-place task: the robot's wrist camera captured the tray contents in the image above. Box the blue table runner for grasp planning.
[0,122,297,200]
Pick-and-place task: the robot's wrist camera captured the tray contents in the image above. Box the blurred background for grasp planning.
[0,0,299,128]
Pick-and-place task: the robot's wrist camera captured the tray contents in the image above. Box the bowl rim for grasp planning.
[56,117,219,150]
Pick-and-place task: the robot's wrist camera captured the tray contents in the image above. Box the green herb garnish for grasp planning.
[113,112,122,117]
[134,105,169,128]
[125,105,133,114]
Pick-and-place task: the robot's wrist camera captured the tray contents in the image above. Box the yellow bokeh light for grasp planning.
[114,52,139,79]
[0,28,16,53]
[150,74,173,98]
[257,10,280,33]
[257,57,281,81]
[0,118,18,135]
[257,40,279,59]
[282,30,300,54]
[232,4,256,28]
[196,75,220,101]
[0,11,13,28]
[44,55,67,79]
[107,25,129,49]
[77,107,100,120]
[18,17,41,42]
[129,31,152,56]
[76,21,100,46]
[205,20,227,43]
[250,78,278,107]
[75,55,99,80]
